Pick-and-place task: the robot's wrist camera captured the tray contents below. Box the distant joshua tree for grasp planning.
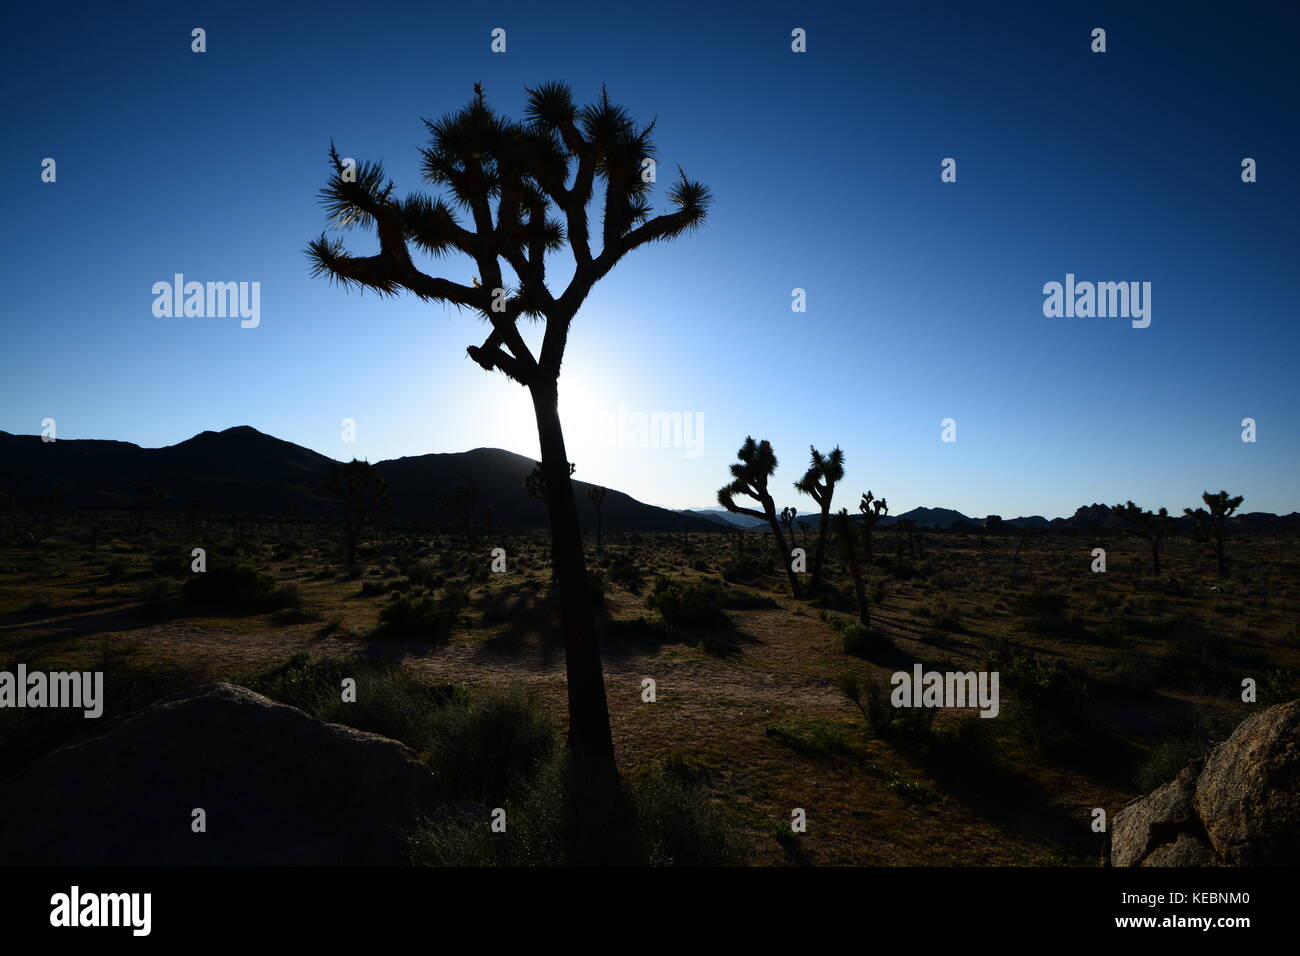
[323,459,388,565]
[440,482,480,541]
[1110,501,1176,575]
[1184,490,1244,578]
[858,491,889,561]
[525,462,575,503]
[129,479,166,536]
[717,437,802,598]
[833,508,870,625]
[587,485,607,551]
[794,446,844,593]
[779,506,798,550]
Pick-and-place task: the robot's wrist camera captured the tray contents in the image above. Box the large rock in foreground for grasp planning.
[0,682,444,865]
[1108,699,1300,866]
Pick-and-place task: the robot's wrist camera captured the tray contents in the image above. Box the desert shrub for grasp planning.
[718,588,780,610]
[405,753,746,867]
[1100,652,1161,695]
[1165,627,1236,693]
[840,622,894,658]
[1012,589,1071,634]
[424,688,556,801]
[646,577,729,631]
[927,597,964,632]
[1133,709,1244,792]
[989,644,1091,753]
[838,672,934,739]
[588,570,607,606]
[359,579,388,597]
[106,557,129,582]
[604,552,645,594]
[268,583,320,625]
[133,578,177,617]
[630,757,748,865]
[1257,668,1297,706]
[1135,736,1205,792]
[181,563,277,608]
[930,570,962,591]
[371,584,469,642]
[720,556,762,584]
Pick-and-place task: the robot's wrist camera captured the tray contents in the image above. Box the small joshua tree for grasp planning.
[794,446,845,593]
[587,485,607,551]
[440,482,480,542]
[779,506,798,551]
[833,508,869,624]
[129,479,165,536]
[323,459,388,565]
[717,437,801,598]
[858,491,889,561]
[1184,490,1244,578]
[1110,501,1176,575]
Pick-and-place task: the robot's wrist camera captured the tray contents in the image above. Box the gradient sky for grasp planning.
[2,0,1297,518]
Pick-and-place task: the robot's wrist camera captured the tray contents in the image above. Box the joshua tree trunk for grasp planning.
[764,511,802,599]
[811,505,831,591]
[530,379,616,773]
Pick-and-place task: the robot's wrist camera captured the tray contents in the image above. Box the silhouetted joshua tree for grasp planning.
[306,82,710,773]
[129,479,166,536]
[1184,490,1243,578]
[833,508,870,625]
[779,506,798,550]
[587,485,607,551]
[1110,501,1176,575]
[323,459,388,565]
[858,491,889,561]
[440,482,480,542]
[717,437,802,598]
[794,446,844,593]
[895,517,919,560]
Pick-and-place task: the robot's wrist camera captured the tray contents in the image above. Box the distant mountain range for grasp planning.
[0,427,717,533]
[3,427,1294,535]
[681,503,1300,534]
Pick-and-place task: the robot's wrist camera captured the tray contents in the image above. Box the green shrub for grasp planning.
[424,689,556,801]
[646,577,729,630]
[840,622,893,658]
[371,585,469,642]
[405,753,747,867]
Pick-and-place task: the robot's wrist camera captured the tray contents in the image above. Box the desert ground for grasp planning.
[1,516,1296,865]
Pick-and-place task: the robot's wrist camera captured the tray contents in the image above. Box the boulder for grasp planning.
[0,682,444,865]
[1107,699,1300,866]
[1195,698,1300,865]
[1108,760,1203,867]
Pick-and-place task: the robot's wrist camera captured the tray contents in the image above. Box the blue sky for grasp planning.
[2,0,1296,518]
